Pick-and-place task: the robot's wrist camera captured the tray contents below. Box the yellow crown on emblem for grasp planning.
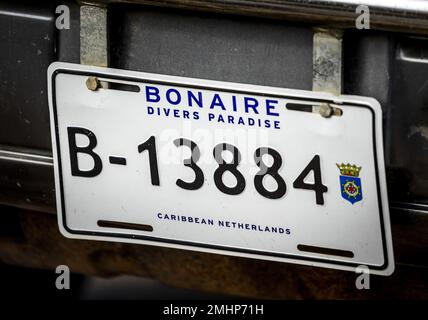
[336,163,361,177]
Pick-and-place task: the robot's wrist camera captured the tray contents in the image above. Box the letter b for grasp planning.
[146,86,161,103]
[67,127,102,177]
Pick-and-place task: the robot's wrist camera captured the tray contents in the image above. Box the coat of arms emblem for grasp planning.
[336,163,363,204]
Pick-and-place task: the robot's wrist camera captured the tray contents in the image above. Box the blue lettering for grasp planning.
[232,95,238,112]
[266,99,279,116]
[166,88,181,105]
[188,91,203,108]
[244,97,259,114]
[210,94,226,110]
[146,86,160,102]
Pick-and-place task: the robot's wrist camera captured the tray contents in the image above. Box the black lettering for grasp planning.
[67,127,102,177]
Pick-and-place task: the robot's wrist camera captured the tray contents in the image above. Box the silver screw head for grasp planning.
[86,76,99,91]
[319,103,334,118]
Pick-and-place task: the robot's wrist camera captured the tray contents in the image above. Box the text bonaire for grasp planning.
[144,85,282,129]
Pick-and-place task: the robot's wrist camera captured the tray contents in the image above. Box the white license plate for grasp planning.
[48,62,394,275]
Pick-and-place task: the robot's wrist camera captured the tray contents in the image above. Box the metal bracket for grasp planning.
[312,28,343,118]
[80,5,108,67]
[312,28,343,96]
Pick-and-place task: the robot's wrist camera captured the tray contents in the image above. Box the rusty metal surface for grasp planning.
[0,207,427,299]
[80,5,108,67]
[312,29,343,96]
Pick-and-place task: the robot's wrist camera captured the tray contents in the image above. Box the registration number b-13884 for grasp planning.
[48,62,394,275]
[68,129,327,203]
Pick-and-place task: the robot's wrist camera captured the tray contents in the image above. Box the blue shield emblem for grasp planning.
[337,164,363,204]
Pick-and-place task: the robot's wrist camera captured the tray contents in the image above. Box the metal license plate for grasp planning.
[48,62,394,275]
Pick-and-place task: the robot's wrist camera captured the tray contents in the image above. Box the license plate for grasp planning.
[48,62,394,275]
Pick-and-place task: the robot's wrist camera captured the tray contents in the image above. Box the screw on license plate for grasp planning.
[318,103,343,118]
[86,76,100,91]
